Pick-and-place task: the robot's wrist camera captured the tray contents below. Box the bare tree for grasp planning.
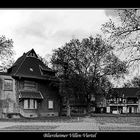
[0,35,14,72]
[101,9,140,75]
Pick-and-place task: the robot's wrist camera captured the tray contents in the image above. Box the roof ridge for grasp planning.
[25,49,33,56]
[26,49,38,58]
[14,54,27,76]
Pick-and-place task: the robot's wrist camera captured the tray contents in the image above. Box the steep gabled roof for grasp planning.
[7,49,58,81]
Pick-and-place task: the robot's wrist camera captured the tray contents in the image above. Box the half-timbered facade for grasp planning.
[106,88,140,114]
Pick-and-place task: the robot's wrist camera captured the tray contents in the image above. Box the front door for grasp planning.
[129,107,132,113]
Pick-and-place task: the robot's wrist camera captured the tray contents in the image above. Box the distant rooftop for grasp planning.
[109,88,140,98]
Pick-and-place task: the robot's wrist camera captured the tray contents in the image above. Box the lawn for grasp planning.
[1,114,140,126]
[1,115,140,131]
[94,116,140,126]
[0,116,83,123]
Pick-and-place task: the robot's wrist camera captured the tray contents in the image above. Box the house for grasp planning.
[0,49,60,118]
[106,88,140,114]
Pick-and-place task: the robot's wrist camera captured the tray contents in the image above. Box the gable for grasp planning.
[26,49,38,58]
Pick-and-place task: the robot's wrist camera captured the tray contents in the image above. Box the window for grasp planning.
[107,100,110,104]
[123,99,126,103]
[27,51,38,58]
[23,99,37,109]
[4,79,13,91]
[48,100,54,109]
[39,65,55,76]
[24,80,37,90]
[91,95,95,101]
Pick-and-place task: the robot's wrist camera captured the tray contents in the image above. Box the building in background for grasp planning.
[106,88,140,114]
[0,49,60,118]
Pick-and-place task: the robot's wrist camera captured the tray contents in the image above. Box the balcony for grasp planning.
[109,103,125,106]
[127,100,138,104]
[126,101,138,105]
[108,100,138,106]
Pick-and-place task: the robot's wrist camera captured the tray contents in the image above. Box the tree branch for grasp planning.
[114,27,140,38]
[127,58,140,66]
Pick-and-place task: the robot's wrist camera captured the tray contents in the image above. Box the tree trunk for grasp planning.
[66,98,71,117]
[59,97,63,116]
[86,94,90,114]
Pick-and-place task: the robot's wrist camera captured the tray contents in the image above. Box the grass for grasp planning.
[98,125,140,131]
[1,115,140,131]
[90,113,140,117]
[94,116,140,125]
[1,114,140,124]
[0,116,83,123]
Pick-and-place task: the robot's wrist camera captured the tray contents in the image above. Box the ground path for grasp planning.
[0,116,140,131]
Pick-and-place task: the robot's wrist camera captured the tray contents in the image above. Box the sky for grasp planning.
[0,9,112,60]
[1,9,139,87]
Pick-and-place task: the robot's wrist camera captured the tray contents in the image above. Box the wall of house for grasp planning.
[0,75,19,118]
[126,106,138,113]
[19,99,38,118]
[37,81,60,117]
[137,98,140,113]
[17,79,60,117]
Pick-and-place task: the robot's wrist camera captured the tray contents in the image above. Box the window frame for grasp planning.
[107,100,110,104]
[23,99,37,110]
[24,80,37,90]
[48,100,54,109]
[3,79,13,91]
[123,99,126,103]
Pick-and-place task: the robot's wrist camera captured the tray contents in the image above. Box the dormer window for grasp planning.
[28,52,36,57]
[39,65,55,76]
[30,68,33,72]
[41,69,48,75]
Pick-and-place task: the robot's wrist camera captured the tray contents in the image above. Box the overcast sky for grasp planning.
[0,9,114,60]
